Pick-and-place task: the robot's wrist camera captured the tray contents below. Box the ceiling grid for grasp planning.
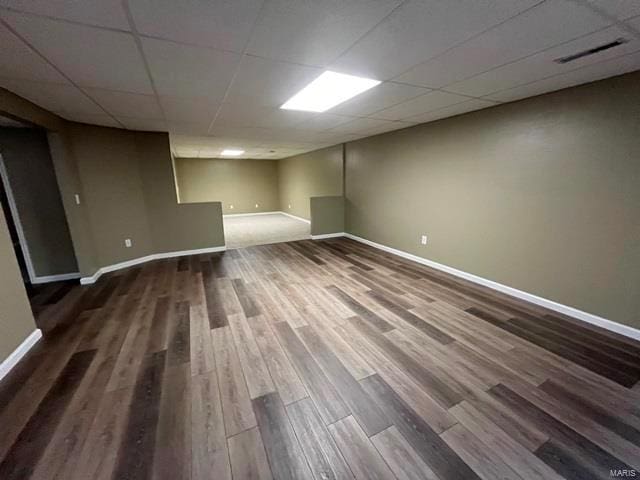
[0,0,637,158]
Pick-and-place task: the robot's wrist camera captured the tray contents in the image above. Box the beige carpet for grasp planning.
[223,213,310,248]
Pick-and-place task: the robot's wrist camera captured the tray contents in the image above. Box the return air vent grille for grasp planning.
[554,38,629,64]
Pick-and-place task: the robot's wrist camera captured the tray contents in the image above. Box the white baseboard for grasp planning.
[31,272,81,284]
[311,232,346,240]
[0,329,42,382]
[280,211,311,224]
[80,245,226,285]
[223,211,281,218]
[343,233,640,342]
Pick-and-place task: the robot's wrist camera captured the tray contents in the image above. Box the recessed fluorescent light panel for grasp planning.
[281,71,381,112]
[221,149,244,156]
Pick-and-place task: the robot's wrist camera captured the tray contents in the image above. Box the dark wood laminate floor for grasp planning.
[1,237,639,480]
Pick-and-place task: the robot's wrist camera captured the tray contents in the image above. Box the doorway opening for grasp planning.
[0,115,79,325]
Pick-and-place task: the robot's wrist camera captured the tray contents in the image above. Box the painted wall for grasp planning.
[135,133,225,255]
[0,89,225,278]
[345,71,640,329]
[0,127,77,278]
[67,124,155,267]
[175,157,279,214]
[0,206,37,364]
[1,88,99,276]
[278,145,343,220]
[67,124,225,269]
[310,196,344,236]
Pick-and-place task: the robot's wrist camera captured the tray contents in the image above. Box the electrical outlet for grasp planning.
[230,204,234,209]
[125,238,132,248]
[421,235,427,245]
[74,194,81,205]
[255,203,259,208]
[288,204,291,209]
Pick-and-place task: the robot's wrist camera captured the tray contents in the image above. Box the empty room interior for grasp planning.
[1,1,639,479]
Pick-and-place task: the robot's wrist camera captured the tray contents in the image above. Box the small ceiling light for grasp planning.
[221,149,244,156]
[281,71,381,113]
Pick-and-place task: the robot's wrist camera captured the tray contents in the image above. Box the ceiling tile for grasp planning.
[329,82,430,116]
[2,12,153,93]
[0,20,68,83]
[128,0,263,52]
[174,147,200,157]
[213,103,316,130]
[223,55,322,108]
[208,124,273,140]
[626,15,640,29]
[0,78,104,115]
[159,95,218,124]
[247,0,402,66]
[582,0,640,21]
[85,88,163,118]
[447,26,639,97]
[328,117,404,135]
[294,113,356,131]
[485,50,640,102]
[197,147,232,158]
[405,98,498,124]
[369,90,471,120]
[170,134,253,152]
[142,37,240,100]
[168,121,212,136]
[60,112,121,127]
[395,0,610,89]
[330,0,540,80]
[118,116,167,131]
[0,0,130,29]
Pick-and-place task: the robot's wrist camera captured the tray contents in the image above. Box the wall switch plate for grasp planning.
[230,204,234,209]
[421,235,427,245]
[255,203,259,208]
[125,238,132,248]
[288,204,291,209]
[74,194,81,205]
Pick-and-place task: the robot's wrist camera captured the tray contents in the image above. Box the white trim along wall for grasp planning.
[0,154,80,284]
[78,227,640,340]
[309,232,640,342]
[80,245,227,285]
[279,211,311,224]
[223,211,282,218]
[0,329,42,382]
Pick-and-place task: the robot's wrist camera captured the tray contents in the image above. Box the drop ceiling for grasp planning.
[0,0,638,159]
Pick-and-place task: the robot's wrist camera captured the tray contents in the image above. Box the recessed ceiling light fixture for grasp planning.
[221,149,244,156]
[281,71,381,112]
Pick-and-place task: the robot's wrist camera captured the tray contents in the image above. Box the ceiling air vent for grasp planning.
[554,38,629,64]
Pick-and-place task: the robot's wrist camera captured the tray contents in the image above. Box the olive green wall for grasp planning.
[67,124,155,267]
[0,89,225,366]
[175,157,279,214]
[135,133,225,255]
[278,145,343,220]
[345,71,640,329]
[1,88,99,276]
[0,205,37,364]
[310,196,344,236]
[67,124,225,269]
[0,127,77,277]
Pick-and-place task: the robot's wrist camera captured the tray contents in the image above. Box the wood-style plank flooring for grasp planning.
[1,237,639,479]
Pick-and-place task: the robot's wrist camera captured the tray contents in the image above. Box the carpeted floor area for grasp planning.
[223,212,310,248]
